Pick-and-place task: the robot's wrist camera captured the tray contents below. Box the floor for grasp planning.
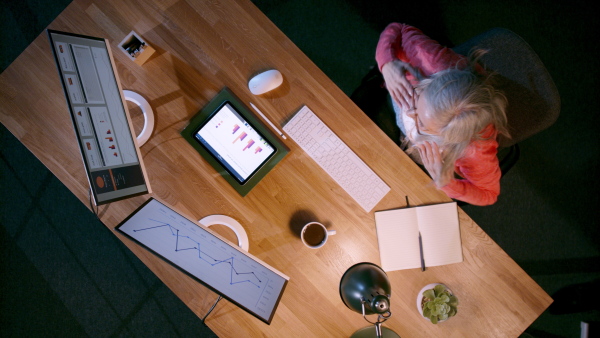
[2,0,599,337]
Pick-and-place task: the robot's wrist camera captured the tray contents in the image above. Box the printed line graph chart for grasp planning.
[116,199,288,323]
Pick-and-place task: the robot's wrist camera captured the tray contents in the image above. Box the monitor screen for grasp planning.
[193,102,277,184]
[47,30,150,205]
[116,198,289,324]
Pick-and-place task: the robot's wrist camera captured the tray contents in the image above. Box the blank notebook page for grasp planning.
[375,208,421,271]
[417,203,463,267]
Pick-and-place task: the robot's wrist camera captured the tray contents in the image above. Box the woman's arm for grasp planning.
[440,140,502,206]
[376,23,408,71]
[376,23,468,110]
[375,23,467,77]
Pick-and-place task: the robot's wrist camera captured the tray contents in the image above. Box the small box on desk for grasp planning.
[118,31,155,65]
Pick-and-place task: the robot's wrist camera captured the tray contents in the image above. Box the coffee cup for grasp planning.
[301,222,336,249]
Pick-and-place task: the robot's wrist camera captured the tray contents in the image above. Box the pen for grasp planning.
[249,102,287,139]
[407,196,425,271]
[419,232,426,272]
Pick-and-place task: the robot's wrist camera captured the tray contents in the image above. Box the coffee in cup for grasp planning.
[301,222,336,249]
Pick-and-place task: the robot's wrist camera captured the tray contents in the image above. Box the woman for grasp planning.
[376,23,510,206]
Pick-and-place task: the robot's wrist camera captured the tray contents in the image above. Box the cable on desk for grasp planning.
[201,295,223,326]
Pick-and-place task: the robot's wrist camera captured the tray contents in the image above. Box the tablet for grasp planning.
[194,101,277,184]
[182,89,288,196]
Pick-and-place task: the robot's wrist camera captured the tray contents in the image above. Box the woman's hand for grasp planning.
[381,60,420,110]
[416,141,451,187]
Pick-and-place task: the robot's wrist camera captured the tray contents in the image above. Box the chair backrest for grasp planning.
[452,28,560,148]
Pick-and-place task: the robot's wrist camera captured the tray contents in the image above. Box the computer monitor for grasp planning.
[47,30,151,205]
[116,198,289,324]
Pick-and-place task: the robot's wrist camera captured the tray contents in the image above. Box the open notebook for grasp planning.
[374,202,463,271]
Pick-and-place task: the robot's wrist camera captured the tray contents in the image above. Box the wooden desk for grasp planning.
[0,0,552,336]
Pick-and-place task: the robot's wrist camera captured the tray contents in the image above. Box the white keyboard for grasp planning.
[283,105,390,212]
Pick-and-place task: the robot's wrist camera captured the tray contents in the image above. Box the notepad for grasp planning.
[374,202,463,271]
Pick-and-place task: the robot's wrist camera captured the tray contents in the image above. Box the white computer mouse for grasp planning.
[248,69,283,95]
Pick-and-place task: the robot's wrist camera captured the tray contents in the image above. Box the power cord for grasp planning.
[201,296,223,326]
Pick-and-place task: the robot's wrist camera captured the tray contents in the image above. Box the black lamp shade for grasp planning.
[340,262,392,315]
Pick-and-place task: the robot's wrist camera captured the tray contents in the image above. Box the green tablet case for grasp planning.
[181,88,289,196]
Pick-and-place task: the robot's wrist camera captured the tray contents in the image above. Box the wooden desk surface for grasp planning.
[0,0,552,336]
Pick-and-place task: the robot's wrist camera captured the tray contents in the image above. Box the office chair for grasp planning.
[351,27,560,187]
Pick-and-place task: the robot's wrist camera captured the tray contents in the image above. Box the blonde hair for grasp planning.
[408,50,510,186]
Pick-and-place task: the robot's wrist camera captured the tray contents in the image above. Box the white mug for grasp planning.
[301,222,336,249]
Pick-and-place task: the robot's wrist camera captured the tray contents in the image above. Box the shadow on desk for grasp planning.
[289,209,322,238]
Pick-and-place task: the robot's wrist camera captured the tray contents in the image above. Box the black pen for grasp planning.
[407,196,426,271]
[419,232,426,272]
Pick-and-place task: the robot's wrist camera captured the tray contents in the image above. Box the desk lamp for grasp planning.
[339,263,400,338]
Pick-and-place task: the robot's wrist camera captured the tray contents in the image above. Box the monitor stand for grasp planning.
[198,215,250,251]
[124,90,154,146]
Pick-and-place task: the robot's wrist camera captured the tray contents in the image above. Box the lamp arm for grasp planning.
[360,300,392,338]
[375,322,383,338]
[360,299,392,325]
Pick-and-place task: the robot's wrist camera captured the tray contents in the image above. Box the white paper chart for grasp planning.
[116,199,288,324]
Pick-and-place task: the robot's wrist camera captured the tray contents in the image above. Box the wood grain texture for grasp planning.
[0,0,552,336]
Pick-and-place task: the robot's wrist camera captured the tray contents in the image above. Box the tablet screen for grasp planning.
[193,102,276,184]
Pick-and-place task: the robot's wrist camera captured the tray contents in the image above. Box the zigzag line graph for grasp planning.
[133,218,263,288]
[117,199,288,322]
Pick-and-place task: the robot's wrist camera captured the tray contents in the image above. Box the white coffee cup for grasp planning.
[301,222,336,249]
